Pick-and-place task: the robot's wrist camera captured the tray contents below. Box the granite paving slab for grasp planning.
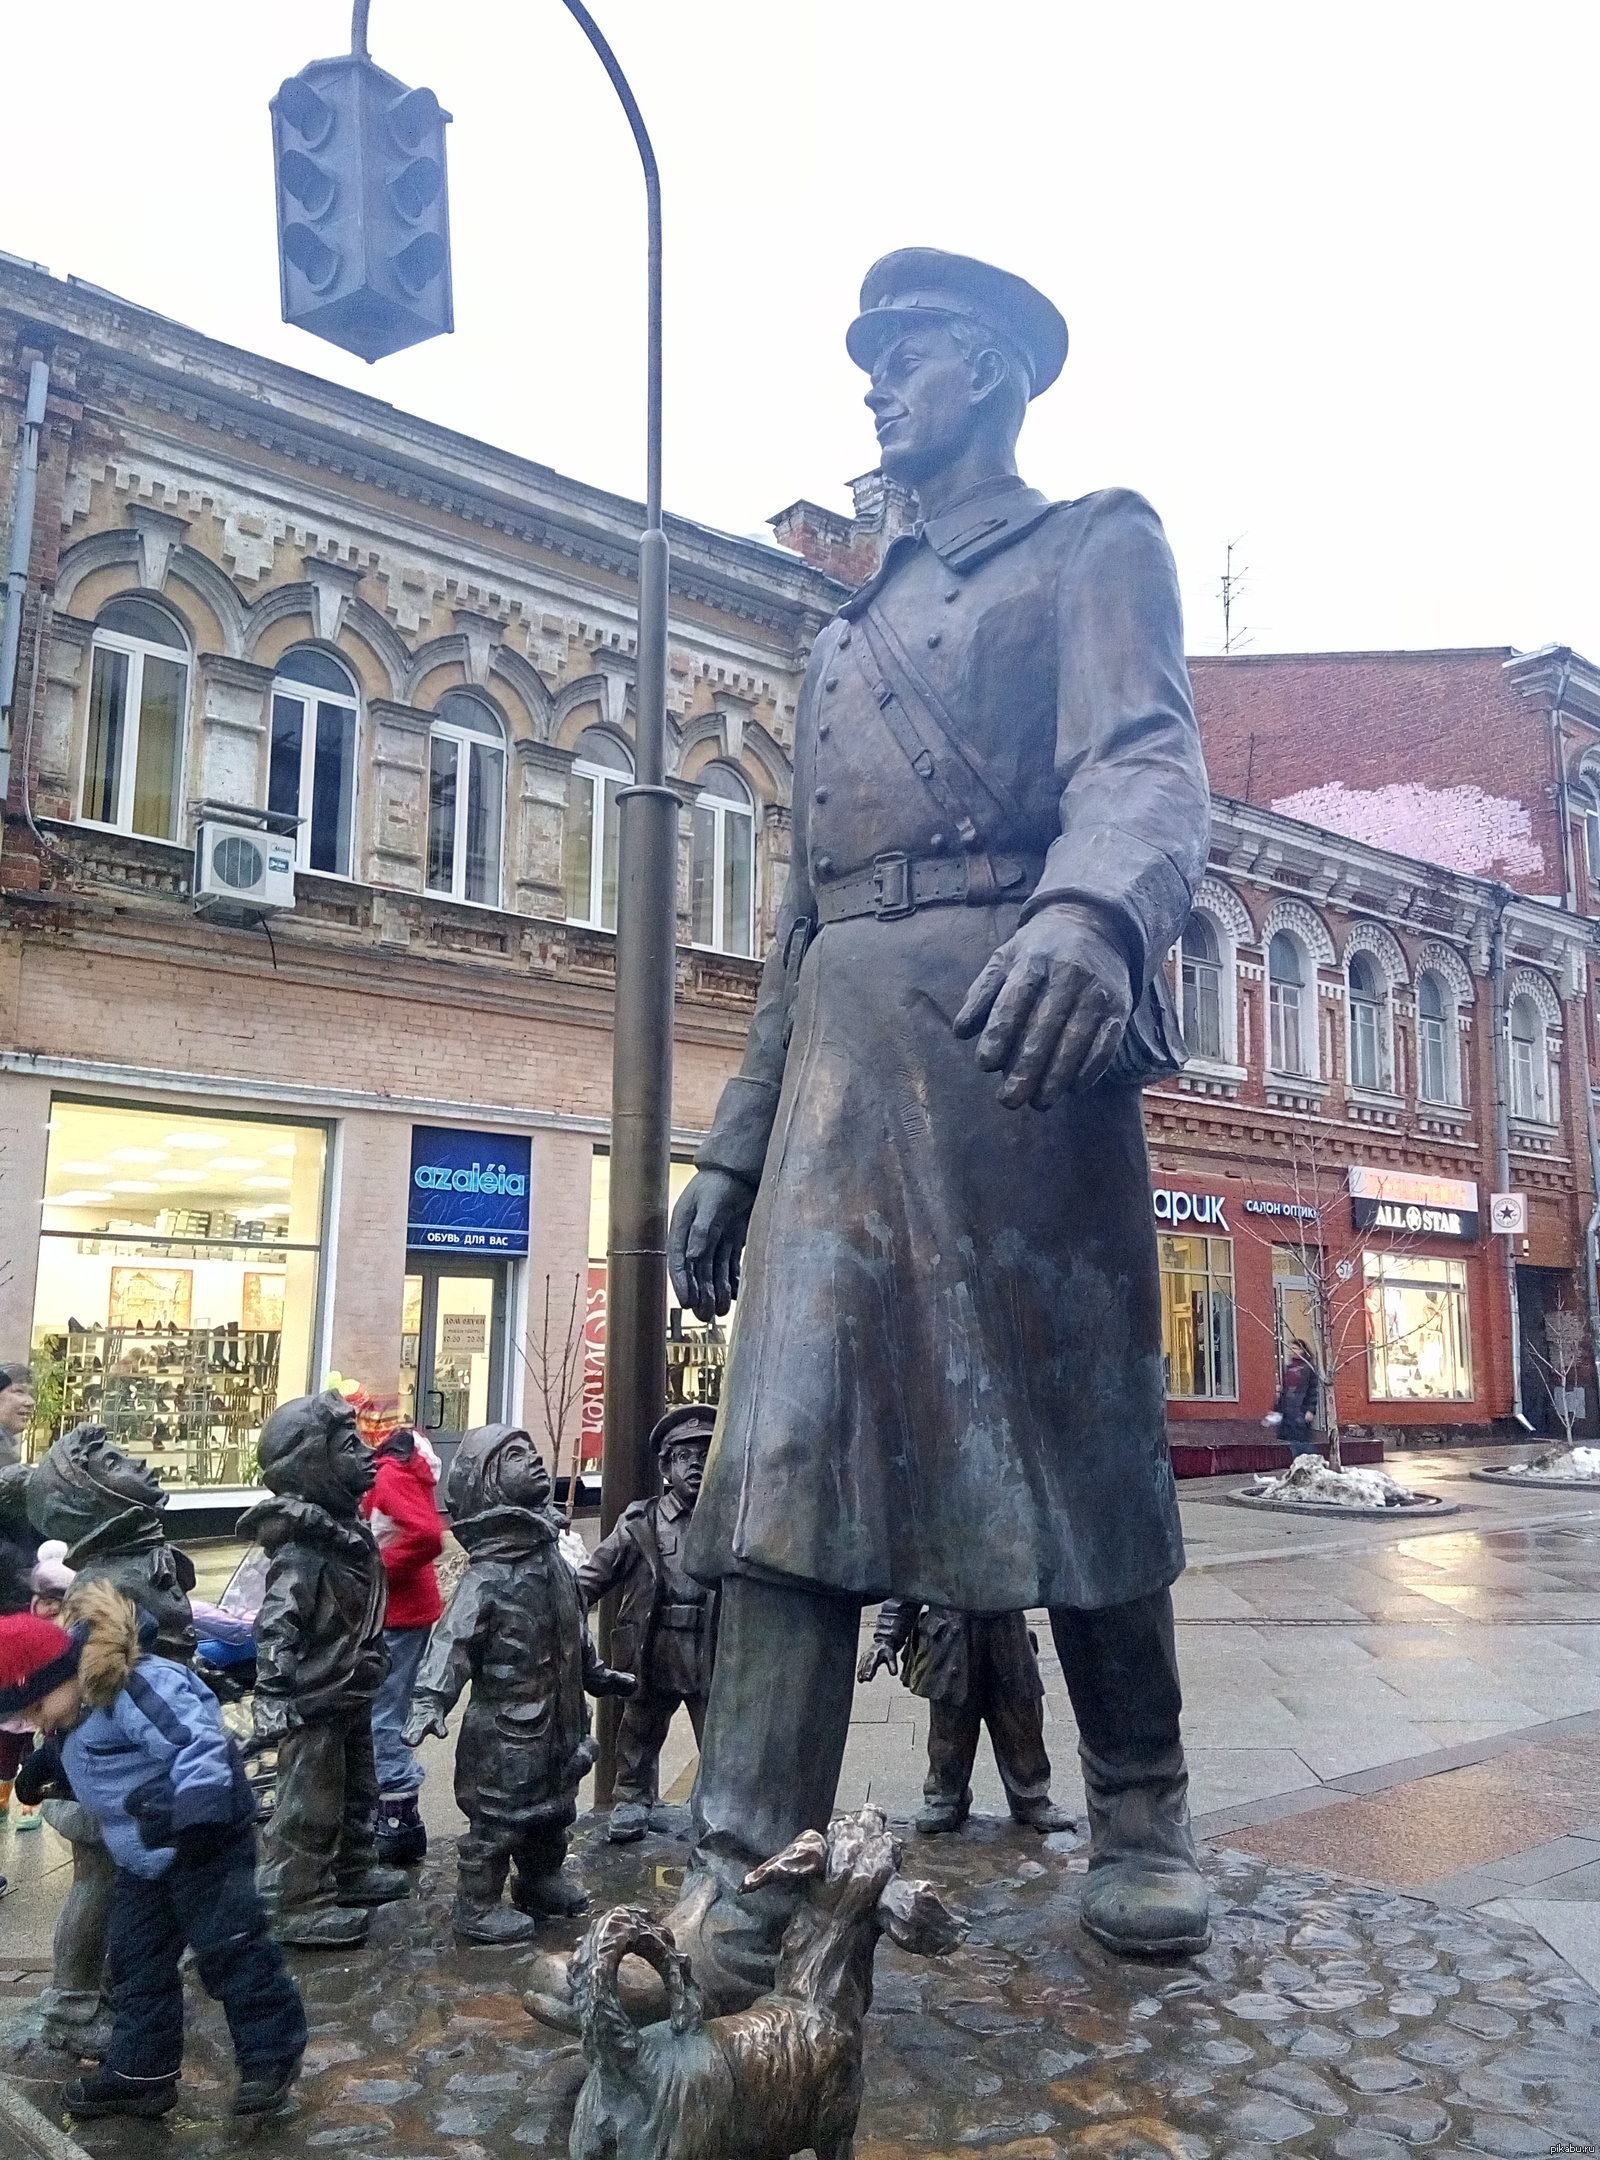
[3,1817,1596,2157]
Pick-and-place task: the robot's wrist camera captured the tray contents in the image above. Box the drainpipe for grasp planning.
[1551,652,1577,912]
[1491,887,1533,1429]
[0,360,50,799]
[1580,942,1600,1434]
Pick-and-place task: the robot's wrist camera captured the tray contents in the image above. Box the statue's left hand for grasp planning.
[953,903,1132,1108]
[403,1706,449,1747]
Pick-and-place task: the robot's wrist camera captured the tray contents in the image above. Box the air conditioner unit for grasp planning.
[194,821,297,912]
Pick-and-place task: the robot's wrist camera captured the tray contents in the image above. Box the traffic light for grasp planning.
[270,53,454,364]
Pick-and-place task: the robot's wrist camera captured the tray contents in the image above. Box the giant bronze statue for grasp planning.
[650,248,1213,2009]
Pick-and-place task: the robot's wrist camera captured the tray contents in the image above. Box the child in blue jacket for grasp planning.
[0,1579,306,2120]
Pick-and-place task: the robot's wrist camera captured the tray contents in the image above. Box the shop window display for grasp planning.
[29,1100,327,1485]
[1363,1252,1473,1400]
[1158,1234,1237,1400]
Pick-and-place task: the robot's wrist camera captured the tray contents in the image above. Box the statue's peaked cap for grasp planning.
[847,248,1068,397]
[648,1405,716,1457]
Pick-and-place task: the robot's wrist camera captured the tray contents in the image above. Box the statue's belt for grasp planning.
[813,849,1040,925]
[657,1600,709,1629]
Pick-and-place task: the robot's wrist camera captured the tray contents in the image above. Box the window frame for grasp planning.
[1363,1251,1474,1402]
[1347,952,1388,1093]
[1509,992,1552,1124]
[80,606,191,841]
[1268,932,1309,1077]
[1158,1231,1238,1401]
[564,742,633,932]
[1180,915,1224,1062]
[689,766,757,958]
[425,694,506,909]
[1416,970,1455,1107]
[268,649,361,880]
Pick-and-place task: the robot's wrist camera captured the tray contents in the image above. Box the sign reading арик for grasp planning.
[407,1125,531,1253]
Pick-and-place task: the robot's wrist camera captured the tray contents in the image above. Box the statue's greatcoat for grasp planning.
[686,475,1210,1613]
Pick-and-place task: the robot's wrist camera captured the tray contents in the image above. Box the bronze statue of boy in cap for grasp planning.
[578,1405,717,1843]
[537,249,1212,2025]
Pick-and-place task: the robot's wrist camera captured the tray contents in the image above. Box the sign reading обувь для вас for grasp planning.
[407,1125,531,1253]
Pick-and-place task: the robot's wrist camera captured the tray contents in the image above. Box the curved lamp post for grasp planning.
[274,2,675,1799]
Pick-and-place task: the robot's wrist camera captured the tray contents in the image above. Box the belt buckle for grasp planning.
[872,851,913,919]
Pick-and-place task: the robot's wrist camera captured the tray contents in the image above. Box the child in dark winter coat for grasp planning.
[0,1579,306,2121]
[362,1426,445,1863]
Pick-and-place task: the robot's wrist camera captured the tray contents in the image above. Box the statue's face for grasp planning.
[76,1434,164,1510]
[661,1439,708,1509]
[328,1407,376,1502]
[490,1431,551,1512]
[865,323,988,489]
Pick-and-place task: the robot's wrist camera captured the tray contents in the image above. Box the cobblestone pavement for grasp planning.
[3,1811,1597,2158]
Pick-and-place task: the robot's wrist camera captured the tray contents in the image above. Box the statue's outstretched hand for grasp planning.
[402,1705,449,1748]
[669,1170,756,1322]
[954,903,1133,1108]
[857,1642,897,1685]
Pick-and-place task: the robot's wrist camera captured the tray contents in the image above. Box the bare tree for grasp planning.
[1526,1299,1587,1461]
[1235,1132,1436,1474]
[524,1273,585,1520]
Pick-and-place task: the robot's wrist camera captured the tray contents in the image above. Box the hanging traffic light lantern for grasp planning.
[270,51,454,363]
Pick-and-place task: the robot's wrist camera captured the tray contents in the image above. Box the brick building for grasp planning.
[0,257,846,1511]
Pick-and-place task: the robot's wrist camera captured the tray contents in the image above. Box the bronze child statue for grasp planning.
[403,1424,635,1944]
[243,1390,410,1948]
[858,1600,1076,1836]
[578,1405,717,1843]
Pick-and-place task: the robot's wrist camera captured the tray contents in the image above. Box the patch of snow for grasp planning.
[1503,1445,1600,1480]
[1249,1455,1426,1508]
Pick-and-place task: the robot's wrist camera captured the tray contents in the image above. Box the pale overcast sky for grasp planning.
[3,2,1596,659]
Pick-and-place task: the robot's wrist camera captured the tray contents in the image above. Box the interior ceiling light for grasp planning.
[154,1170,195,1183]
[165,1132,222,1149]
[47,1190,114,1207]
[265,1140,298,1158]
[242,1176,293,1190]
[107,1147,169,1164]
[207,1156,265,1172]
[58,1160,113,1176]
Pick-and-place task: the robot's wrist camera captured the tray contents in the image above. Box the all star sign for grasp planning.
[407,1125,531,1253]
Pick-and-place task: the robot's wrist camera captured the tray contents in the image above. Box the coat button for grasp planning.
[930,832,946,851]
[927,632,941,648]
[824,677,838,691]
[815,854,833,876]
[814,787,829,805]
[817,722,831,740]
[838,626,853,647]
[944,587,960,603]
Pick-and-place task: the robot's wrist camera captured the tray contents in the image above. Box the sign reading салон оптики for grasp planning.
[407,1125,531,1254]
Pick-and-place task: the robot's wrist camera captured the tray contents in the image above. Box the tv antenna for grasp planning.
[1220,537,1253,654]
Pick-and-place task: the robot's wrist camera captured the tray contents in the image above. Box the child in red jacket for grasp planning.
[361,1428,444,1863]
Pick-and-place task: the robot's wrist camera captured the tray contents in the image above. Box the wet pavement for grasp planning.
[3,1812,1598,2158]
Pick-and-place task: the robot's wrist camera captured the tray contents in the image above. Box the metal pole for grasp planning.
[0,360,50,798]
[557,0,675,1803]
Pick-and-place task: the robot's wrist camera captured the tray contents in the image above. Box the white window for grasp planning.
[1268,932,1306,1075]
[1510,993,1551,1122]
[1364,1253,1473,1401]
[426,693,505,906]
[1576,778,1600,887]
[564,727,632,930]
[80,597,189,840]
[1180,915,1223,1060]
[269,648,358,877]
[691,763,756,958]
[1417,970,1453,1105]
[1347,952,1386,1091]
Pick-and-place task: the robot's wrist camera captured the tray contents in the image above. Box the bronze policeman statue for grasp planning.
[654,250,1211,2009]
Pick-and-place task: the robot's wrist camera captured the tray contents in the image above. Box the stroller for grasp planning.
[192,1545,276,1815]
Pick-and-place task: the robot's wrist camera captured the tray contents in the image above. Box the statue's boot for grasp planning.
[1049,1590,1210,1960]
[511,1870,587,1919]
[454,1852,538,1946]
[1009,1797,1080,1835]
[607,1800,649,1843]
[915,1788,971,1836]
[272,1902,369,1948]
[335,1862,411,1906]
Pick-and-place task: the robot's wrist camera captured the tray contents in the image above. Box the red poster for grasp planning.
[580,1263,607,1470]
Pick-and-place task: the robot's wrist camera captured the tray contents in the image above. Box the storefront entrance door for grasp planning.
[399,1259,507,1474]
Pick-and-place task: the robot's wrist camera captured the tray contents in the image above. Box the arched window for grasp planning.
[81,596,190,839]
[1268,932,1305,1075]
[269,646,358,876]
[1510,993,1549,1122]
[1347,952,1386,1092]
[426,693,504,906]
[691,763,756,957]
[1180,915,1223,1061]
[1575,774,1600,889]
[564,727,632,930]
[1417,971,1452,1105]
